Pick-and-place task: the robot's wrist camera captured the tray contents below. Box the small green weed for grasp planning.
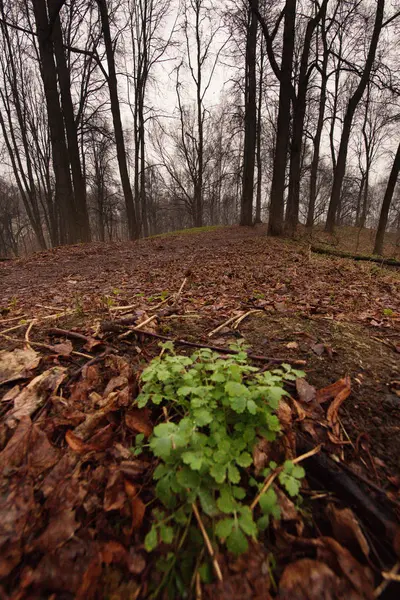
[383,308,394,317]
[135,343,305,595]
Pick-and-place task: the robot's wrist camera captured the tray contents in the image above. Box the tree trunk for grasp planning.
[97,0,138,240]
[51,6,91,243]
[286,0,327,236]
[32,0,76,245]
[325,0,384,233]
[374,142,400,255]
[241,0,258,226]
[255,38,264,224]
[268,0,296,236]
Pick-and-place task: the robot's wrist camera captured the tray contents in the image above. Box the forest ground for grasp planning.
[0,225,399,599]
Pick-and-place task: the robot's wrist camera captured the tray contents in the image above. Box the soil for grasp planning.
[1,225,399,474]
[1,225,400,599]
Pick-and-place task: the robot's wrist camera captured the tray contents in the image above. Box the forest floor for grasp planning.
[0,225,399,599]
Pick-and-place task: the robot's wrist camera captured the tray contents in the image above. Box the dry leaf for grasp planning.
[6,367,66,428]
[104,469,126,512]
[286,341,298,349]
[36,509,79,551]
[326,504,369,559]
[125,408,153,437]
[279,559,340,600]
[317,536,374,599]
[0,347,40,384]
[296,378,317,404]
[311,343,325,356]
[327,377,351,439]
[0,416,58,476]
[317,378,351,404]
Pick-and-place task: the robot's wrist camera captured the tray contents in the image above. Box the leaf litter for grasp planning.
[0,226,399,598]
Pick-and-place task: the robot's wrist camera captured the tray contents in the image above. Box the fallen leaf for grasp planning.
[0,478,36,577]
[317,536,374,599]
[317,378,351,404]
[311,343,325,356]
[124,479,146,531]
[296,378,317,404]
[327,377,351,439]
[326,504,369,559]
[76,557,102,600]
[286,341,298,349]
[125,408,153,437]
[35,509,79,551]
[0,416,58,476]
[6,367,66,428]
[0,347,40,384]
[279,559,340,600]
[65,430,93,453]
[104,469,126,512]
[50,340,73,356]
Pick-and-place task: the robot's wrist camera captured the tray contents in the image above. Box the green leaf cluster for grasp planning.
[136,343,306,589]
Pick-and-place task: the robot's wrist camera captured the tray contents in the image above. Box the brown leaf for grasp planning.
[0,347,40,384]
[35,509,79,551]
[286,341,299,349]
[279,559,340,600]
[100,541,146,575]
[327,377,351,438]
[311,343,325,356]
[0,479,36,577]
[296,378,316,404]
[119,459,151,480]
[65,430,92,453]
[0,416,58,476]
[317,537,374,599]
[124,479,146,531]
[5,367,66,428]
[50,340,73,356]
[125,408,153,437]
[75,556,102,600]
[317,378,351,404]
[326,504,369,559]
[104,469,126,512]
[253,437,270,475]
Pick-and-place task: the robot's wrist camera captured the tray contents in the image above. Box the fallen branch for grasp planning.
[296,435,399,545]
[311,246,400,267]
[48,327,92,342]
[99,322,307,365]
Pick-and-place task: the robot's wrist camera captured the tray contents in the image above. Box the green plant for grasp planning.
[136,343,305,592]
[383,308,394,317]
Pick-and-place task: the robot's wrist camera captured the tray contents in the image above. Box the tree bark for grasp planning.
[325,0,385,233]
[51,5,91,243]
[97,0,138,240]
[268,0,296,236]
[286,0,328,236]
[374,142,400,255]
[255,38,264,224]
[241,0,258,226]
[31,0,76,245]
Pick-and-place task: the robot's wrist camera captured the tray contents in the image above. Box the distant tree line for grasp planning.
[0,0,400,258]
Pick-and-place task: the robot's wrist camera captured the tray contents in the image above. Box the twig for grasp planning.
[133,314,157,331]
[232,309,262,329]
[208,314,242,337]
[174,277,187,304]
[48,327,91,342]
[192,502,223,582]
[24,319,36,350]
[0,314,26,324]
[100,324,307,365]
[0,310,74,336]
[250,445,321,510]
[375,563,400,597]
